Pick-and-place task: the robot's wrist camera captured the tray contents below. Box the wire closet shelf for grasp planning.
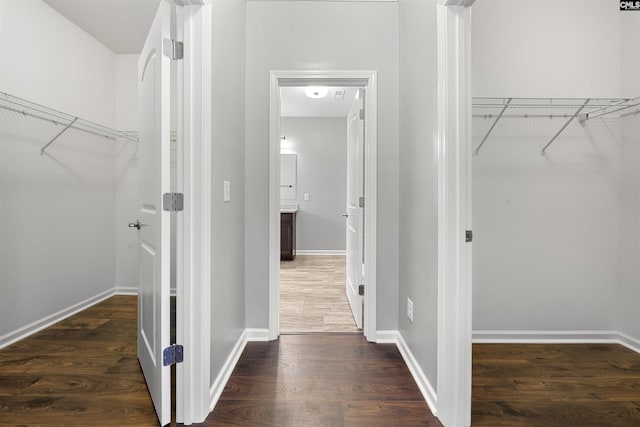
[472,97,640,155]
[0,91,138,155]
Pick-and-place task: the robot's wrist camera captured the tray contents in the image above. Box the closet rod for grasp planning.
[474,98,511,154]
[473,97,630,109]
[473,113,583,119]
[541,98,590,155]
[0,91,138,145]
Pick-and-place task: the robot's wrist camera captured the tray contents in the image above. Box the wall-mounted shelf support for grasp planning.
[541,98,590,155]
[0,91,138,154]
[474,98,511,154]
[40,117,78,155]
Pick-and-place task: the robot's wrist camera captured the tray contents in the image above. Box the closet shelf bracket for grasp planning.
[40,117,78,155]
[475,98,511,155]
[541,98,590,155]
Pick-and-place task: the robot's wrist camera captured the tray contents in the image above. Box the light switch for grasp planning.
[224,180,231,202]
[304,193,310,201]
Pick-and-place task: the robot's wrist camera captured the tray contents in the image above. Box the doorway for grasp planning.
[268,71,378,342]
[278,86,362,334]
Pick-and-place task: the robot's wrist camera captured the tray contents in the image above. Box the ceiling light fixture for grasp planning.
[304,86,329,99]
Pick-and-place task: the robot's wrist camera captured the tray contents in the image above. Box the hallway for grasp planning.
[3,296,640,426]
[280,255,359,333]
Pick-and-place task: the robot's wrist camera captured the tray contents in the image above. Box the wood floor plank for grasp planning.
[342,400,441,426]
[0,295,158,426]
[208,334,442,426]
[198,400,345,427]
[472,343,640,426]
[4,295,640,426]
[280,255,359,333]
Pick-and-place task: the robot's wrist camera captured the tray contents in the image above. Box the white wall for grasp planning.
[617,13,640,343]
[0,0,117,343]
[210,0,247,384]
[472,0,624,333]
[398,0,439,386]
[281,117,347,252]
[0,0,116,125]
[245,0,400,331]
[472,0,621,98]
[114,54,139,292]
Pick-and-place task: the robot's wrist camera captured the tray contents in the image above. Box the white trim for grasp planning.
[246,328,271,342]
[472,330,620,344]
[114,286,138,295]
[269,70,378,343]
[618,332,640,354]
[374,331,438,417]
[295,250,346,256]
[209,330,248,411]
[114,286,177,297]
[176,2,212,424]
[375,330,399,344]
[436,3,474,427]
[472,330,640,355]
[396,332,438,417]
[0,289,115,350]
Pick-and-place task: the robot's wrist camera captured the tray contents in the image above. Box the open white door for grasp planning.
[345,90,364,329]
[135,1,171,425]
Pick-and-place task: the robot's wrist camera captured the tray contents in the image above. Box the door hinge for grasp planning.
[358,284,365,296]
[466,230,473,243]
[359,196,365,208]
[163,39,184,60]
[359,109,365,120]
[163,193,184,212]
[163,344,184,366]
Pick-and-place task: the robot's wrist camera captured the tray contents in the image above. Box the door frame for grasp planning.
[268,70,378,342]
[174,0,212,424]
[436,1,474,426]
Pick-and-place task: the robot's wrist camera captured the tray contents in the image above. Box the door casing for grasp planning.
[172,0,212,424]
[268,70,378,342]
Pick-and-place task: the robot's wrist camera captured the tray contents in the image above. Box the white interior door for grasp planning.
[136,1,171,425]
[346,90,364,329]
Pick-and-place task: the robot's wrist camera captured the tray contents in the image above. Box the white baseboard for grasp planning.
[246,328,270,341]
[295,250,346,256]
[473,330,640,355]
[114,286,138,295]
[375,330,399,344]
[396,332,438,417]
[0,288,115,350]
[208,327,272,412]
[209,329,249,411]
[375,330,438,417]
[114,286,177,297]
[615,332,640,354]
[472,330,620,344]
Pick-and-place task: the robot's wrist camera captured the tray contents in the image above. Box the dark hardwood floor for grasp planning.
[202,334,441,426]
[472,343,640,426]
[2,296,640,426]
[0,295,158,426]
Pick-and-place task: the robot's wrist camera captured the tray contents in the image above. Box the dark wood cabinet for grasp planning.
[280,212,296,261]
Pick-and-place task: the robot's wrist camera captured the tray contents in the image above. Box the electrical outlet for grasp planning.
[304,193,310,201]
[407,298,414,322]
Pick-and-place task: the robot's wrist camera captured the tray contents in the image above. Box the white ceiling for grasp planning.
[43,0,160,54]
[281,87,359,118]
[41,2,358,117]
